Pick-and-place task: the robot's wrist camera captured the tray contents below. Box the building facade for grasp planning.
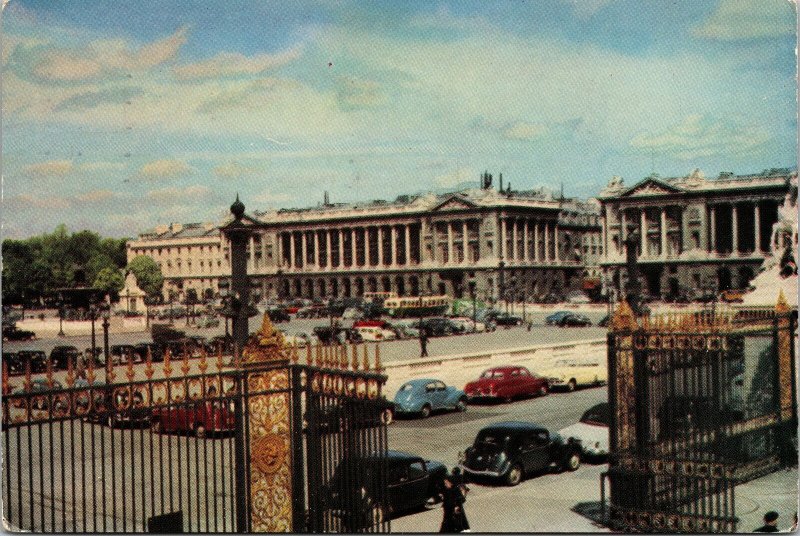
[598,168,797,300]
[127,186,602,303]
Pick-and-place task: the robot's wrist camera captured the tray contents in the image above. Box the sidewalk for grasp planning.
[735,467,798,532]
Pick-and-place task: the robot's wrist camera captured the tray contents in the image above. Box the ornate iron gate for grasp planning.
[605,296,797,533]
[2,314,389,533]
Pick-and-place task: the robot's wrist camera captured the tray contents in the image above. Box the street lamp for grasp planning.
[89,299,98,369]
[57,293,65,338]
[101,303,111,374]
[470,287,477,333]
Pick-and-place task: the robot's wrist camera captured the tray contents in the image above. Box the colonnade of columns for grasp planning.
[706,201,766,255]
[279,223,417,270]
[431,219,478,264]
[499,217,559,263]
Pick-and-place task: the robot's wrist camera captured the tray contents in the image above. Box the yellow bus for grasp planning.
[383,295,450,318]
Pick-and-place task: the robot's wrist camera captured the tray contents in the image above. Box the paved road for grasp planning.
[4,311,608,365]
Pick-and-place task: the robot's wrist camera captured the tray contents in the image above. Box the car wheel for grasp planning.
[455,398,467,412]
[567,379,577,392]
[151,420,162,434]
[565,452,581,471]
[538,386,548,397]
[381,408,394,426]
[420,405,431,419]
[195,424,207,439]
[505,464,523,486]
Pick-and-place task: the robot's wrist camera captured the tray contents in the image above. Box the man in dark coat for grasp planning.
[753,511,780,532]
[439,476,469,533]
[419,327,429,357]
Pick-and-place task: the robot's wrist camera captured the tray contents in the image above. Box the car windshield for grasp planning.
[474,433,509,452]
[580,404,610,426]
[399,384,414,392]
[480,370,504,379]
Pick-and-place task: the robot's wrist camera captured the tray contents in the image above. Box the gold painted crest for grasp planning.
[242,313,291,364]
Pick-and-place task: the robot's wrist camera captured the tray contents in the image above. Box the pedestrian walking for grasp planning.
[420,327,429,357]
[754,511,780,532]
[439,476,470,533]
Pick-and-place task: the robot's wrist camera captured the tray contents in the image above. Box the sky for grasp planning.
[1,0,797,239]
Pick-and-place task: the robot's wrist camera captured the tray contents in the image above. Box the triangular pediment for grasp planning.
[432,195,477,211]
[621,178,683,197]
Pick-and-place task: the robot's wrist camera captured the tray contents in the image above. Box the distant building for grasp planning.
[598,168,797,299]
[127,182,602,302]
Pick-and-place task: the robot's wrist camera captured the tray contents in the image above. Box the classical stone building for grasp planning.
[127,184,602,303]
[598,168,797,299]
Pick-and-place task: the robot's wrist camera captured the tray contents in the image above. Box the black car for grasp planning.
[110,344,138,364]
[80,381,151,428]
[2,325,37,341]
[49,345,80,371]
[322,450,447,528]
[133,343,163,362]
[266,308,291,323]
[414,318,454,337]
[309,398,394,433]
[3,352,21,375]
[597,315,610,327]
[16,350,49,374]
[487,312,523,326]
[559,313,592,327]
[460,421,581,486]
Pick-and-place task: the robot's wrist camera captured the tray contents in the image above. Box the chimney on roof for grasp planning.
[324,191,330,205]
[499,173,503,192]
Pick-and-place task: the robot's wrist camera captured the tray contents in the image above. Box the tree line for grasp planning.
[1,224,162,305]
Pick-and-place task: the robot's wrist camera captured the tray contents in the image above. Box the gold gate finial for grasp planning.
[241,312,290,364]
[611,299,639,331]
[776,289,790,313]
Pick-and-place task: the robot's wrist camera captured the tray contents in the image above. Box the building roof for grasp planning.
[137,222,219,241]
[599,168,797,199]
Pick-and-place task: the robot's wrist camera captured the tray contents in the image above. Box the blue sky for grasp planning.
[2,0,797,238]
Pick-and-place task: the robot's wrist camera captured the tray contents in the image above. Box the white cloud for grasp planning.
[80,161,127,172]
[22,159,73,177]
[213,161,266,178]
[74,189,115,203]
[145,185,211,203]
[252,191,292,206]
[139,159,193,179]
[7,193,71,210]
[693,0,795,40]
[174,47,302,80]
[409,5,493,32]
[434,167,474,187]
[31,27,188,82]
[629,114,771,160]
[335,77,384,109]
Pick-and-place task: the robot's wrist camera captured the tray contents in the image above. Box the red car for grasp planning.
[464,366,549,403]
[352,319,389,329]
[151,401,235,438]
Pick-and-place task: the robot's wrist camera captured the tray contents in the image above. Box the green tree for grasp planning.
[93,267,125,299]
[127,255,164,297]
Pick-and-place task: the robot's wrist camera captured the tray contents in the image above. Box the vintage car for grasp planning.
[558,403,610,459]
[448,317,487,333]
[544,311,572,325]
[12,379,66,410]
[309,397,395,433]
[559,312,592,327]
[49,345,80,371]
[464,366,549,402]
[539,360,607,391]
[392,379,468,418]
[152,400,235,438]
[322,450,447,527]
[2,325,36,342]
[459,421,581,486]
[11,350,48,374]
[354,326,397,342]
[81,383,152,428]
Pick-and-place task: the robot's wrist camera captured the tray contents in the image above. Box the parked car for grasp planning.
[322,450,448,526]
[13,379,66,410]
[13,350,48,374]
[448,317,486,333]
[539,360,607,391]
[558,403,610,460]
[49,346,80,371]
[558,313,592,327]
[464,366,549,402]
[414,318,455,337]
[2,325,36,341]
[355,326,396,342]
[459,421,581,486]
[310,397,395,433]
[195,315,220,328]
[490,313,523,326]
[566,291,591,304]
[133,343,163,362]
[393,379,467,418]
[152,400,235,438]
[545,311,572,325]
[387,323,420,340]
[281,331,319,348]
[597,315,610,328]
[341,307,363,320]
[110,344,139,364]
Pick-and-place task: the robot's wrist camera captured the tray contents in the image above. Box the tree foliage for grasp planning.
[127,255,164,297]
[2,225,130,304]
[93,267,125,298]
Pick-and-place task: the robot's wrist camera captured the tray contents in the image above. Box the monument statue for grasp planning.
[623,230,643,315]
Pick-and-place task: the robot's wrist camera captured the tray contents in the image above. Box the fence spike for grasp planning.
[375,343,382,372]
[362,344,370,371]
[163,347,173,378]
[2,361,9,396]
[181,347,190,376]
[144,346,155,379]
[127,351,136,381]
[340,344,349,369]
[63,355,71,388]
[87,350,96,385]
[351,343,359,371]
[198,347,208,374]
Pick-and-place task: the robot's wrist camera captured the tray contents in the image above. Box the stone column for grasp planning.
[601,208,608,260]
[390,225,397,266]
[640,210,647,257]
[462,220,469,264]
[289,231,296,269]
[754,203,761,252]
[377,226,384,266]
[301,231,308,268]
[447,221,454,264]
[621,210,628,247]
[501,217,508,259]
[523,219,529,261]
[249,236,256,269]
[554,224,559,262]
[512,219,519,261]
[336,229,343,267]
[405,224,411,265]
[534,221,540,261]
[731,203,739,254]
[660,208,668,258]
[326,230,333,269]
[314,230,320,267]
[350,227,358,268]
[544,223,551,262]
[709,206,716,253]
[276,232,283,268]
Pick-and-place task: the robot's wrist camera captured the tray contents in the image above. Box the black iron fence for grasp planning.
[2,342,390,533]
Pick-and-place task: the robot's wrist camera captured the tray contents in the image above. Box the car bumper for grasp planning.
[459,464,506,478]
